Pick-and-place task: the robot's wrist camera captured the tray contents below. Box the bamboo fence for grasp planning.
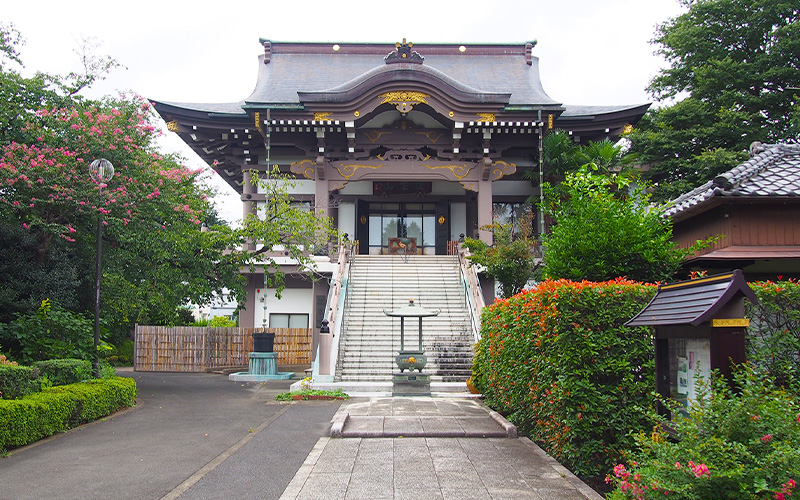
[134,326,312,372]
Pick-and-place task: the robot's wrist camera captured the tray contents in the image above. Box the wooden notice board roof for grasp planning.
[626,270,757,327]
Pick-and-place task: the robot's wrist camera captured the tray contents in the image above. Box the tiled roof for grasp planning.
[663,142,800,219]
[245,50,560,107]
[626,270,757,327]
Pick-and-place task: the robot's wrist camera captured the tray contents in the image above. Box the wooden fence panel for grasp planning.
[134,326,312,372]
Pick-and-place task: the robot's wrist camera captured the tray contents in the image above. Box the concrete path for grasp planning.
[0,370,339,500]
[281,397,603,500]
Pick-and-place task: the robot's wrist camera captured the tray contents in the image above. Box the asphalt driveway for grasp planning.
[0,369,341,500]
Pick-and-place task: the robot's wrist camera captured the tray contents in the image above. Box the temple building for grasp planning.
[152,39,648,338]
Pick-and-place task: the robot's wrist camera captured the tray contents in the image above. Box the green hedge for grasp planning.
[33,359,92,386]
[746,279,800,386]
[0,364,41,400]
[473,278,656,482]
[0,376,136,450]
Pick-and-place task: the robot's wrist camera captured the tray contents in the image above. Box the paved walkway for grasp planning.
[0,372,603,500]
[281,397,602,500]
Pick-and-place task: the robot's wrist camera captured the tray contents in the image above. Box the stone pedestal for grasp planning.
[228,352,294,381]
[392,372,431,396]
[249,352,278,375]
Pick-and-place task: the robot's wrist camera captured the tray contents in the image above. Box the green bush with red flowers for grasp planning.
[746,278,800,387]
[472,278,657,481]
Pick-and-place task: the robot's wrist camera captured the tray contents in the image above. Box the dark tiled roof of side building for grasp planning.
[663,142,800,220]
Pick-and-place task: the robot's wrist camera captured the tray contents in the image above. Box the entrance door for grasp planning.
[367,203,437,254]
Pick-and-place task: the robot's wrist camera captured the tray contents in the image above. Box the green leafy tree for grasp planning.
[240,167,338,297]
[0,299,96,364]
[463,208,540,298]
[541,168,702,283]
[524,129,637,192]
[628,0,800,201]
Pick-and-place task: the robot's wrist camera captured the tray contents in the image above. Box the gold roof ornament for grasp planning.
[476,113,496,123]
[380,91,430,114]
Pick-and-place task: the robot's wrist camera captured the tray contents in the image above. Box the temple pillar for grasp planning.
[477,178,493,245]
[239,275,258,328]
[314,176,328,217]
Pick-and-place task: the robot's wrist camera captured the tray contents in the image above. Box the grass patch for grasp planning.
[275,388,349,401]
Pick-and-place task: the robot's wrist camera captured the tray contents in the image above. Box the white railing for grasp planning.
[457,244,485,343]
[313,240,355,382]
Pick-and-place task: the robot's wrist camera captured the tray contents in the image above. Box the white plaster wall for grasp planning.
[338,202,356,240]
[253,287,313,327]
[256,179,315,195]
[338,181,373,195]
[450,202,467,240]
[493,180,535,196]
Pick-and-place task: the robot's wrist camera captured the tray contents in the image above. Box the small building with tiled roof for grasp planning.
[666,141,800,278]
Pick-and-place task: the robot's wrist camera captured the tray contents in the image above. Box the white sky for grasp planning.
[3,0,686,224]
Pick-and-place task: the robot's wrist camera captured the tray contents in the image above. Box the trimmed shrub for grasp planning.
[0,364,41,400]
[43,376,136,422]
[473,278,656,482]
[33,359,92,386]
[0,376,136,450]
[606,367,800,500]
[746,279,800,386]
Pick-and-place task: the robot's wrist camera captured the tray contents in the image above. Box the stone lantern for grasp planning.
[384,298,440,396]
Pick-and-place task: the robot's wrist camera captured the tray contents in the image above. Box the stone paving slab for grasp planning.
[279,436,603,500]
[332,397,517,438]
[281,397,602,500]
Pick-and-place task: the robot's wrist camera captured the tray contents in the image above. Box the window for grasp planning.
[269,313,309,329]
[492,202,536,236]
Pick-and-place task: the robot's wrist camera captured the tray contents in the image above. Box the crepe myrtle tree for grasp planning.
[0,93,247,339]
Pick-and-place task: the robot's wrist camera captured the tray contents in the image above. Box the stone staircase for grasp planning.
[335,255,474,383]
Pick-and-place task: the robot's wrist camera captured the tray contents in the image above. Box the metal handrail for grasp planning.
[457,245,485,343]
[313,240,354,380]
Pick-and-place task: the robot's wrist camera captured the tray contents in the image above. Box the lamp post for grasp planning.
[90,158,114,378]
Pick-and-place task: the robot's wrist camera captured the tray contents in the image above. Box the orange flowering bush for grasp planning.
[472,278,656,482]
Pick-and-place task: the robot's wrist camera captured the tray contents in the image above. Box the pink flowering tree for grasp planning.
[0,44,245,353]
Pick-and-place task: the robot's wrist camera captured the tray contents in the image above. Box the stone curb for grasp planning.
[519,437,604,500]
[329,411,349,438]
[487,409,518,438]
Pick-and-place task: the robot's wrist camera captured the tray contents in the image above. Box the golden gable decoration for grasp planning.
[380,91,430,114]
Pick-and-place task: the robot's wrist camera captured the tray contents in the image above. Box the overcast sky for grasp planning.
[4,0,686,224]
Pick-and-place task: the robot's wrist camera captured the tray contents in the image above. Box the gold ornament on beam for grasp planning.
[379,91,430,114]
[422,163,474,180]
[490,160,517,181]
[364,131,392,143]
[166,121,180,132]
[476,113,496,123]
[290,159,315,180]
[314,112,332,121]
[335,163,383,179]
[254,112,264,135]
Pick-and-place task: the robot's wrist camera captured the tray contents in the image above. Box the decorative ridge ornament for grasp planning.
[385,38,424,65]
